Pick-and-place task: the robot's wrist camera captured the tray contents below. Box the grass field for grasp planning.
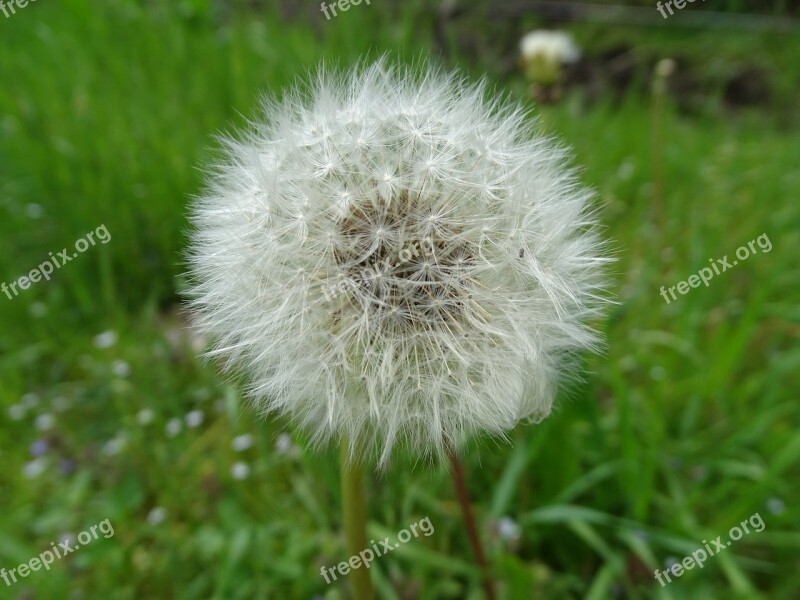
[1,1,799,598]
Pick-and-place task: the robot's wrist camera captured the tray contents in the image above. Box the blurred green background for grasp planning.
[1,0,799,598]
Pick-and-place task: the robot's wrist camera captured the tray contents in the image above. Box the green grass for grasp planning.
[1,1,799,598]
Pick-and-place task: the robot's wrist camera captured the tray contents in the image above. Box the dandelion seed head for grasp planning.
[187,60,609,466]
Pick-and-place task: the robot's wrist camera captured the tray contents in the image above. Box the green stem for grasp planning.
[340,441,373,600]
[448,444,496,600]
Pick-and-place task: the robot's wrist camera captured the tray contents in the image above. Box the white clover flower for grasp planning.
[147,506,168,526]
[231,461,251,480]
[187,60,608,466]
[21,392,40,409]
[93,330,118,349]
[274,432,300,458]
[35,412,55,431]
[136,408,155,425]
[8,403,26,421]
[112,360,131,378]
[165,418,183,438]
[102,435,127,457]
[23,457,47,479]
[231,433,255,452]
[185,409,205,428]
[496,516,522,541]
[519,30,580,85]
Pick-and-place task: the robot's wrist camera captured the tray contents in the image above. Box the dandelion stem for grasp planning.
[447,444,496,600]
[340,441,373,600]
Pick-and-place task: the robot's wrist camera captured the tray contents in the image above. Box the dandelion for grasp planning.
[187,60,607,465]
[186,60,609,600]
[519,30,580,86]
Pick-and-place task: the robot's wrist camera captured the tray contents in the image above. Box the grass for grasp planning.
[1,1,798,598]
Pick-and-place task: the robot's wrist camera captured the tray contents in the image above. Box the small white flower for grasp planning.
[165,418,183,437]
[185,409,205,428]
[136,408,155,425]
[23,458,47,479]
[497,516,521,541]
[8,404,26,421]
[52,396,70,412]
[112,360,131,378]
[147,507,168,526]
[274,432,296,456]
[30,302,48,318]
[35,413,55,431]
[26,203,44,219]
[767,497,785,515]
[231,434,254,452]
[187,60,609,466]
[231,462,251,480]
[21,393,40,409]
[102,434,127,456]
[93,330,118,349]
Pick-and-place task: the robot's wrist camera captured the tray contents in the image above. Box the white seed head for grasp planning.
[519,30,580,85]
[187,60,609,466]
[520,30,581,65]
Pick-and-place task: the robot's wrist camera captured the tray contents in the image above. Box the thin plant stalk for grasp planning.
[447,444,496,600]
[341,442,373,600]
